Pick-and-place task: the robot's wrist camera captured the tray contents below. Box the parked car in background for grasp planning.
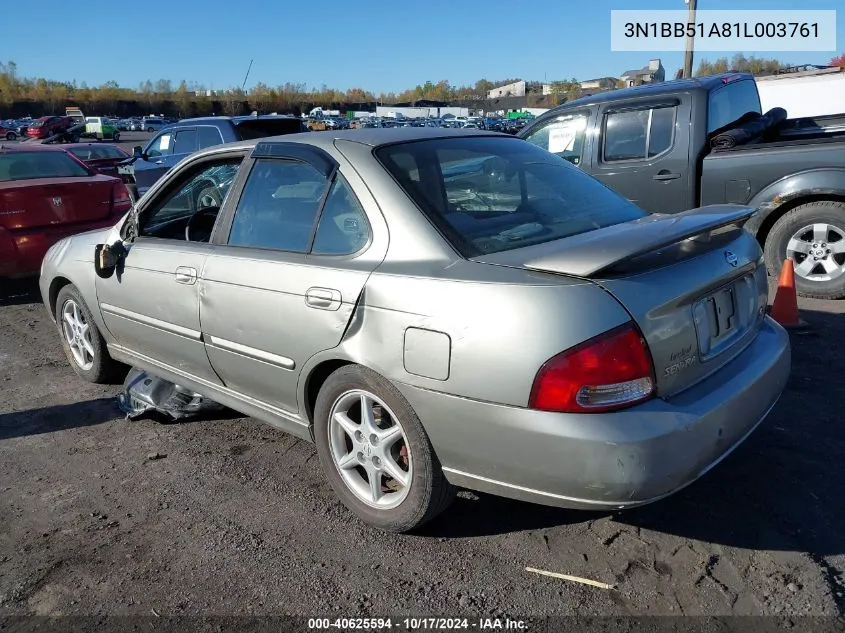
[139,118,165,132]
[27,116,74,139]
[519,72,845,298]
[39,129,789,532]
[0,124,17,140]
[118,114,307,200]
[63,143,132,179]
[83,117,121,141]
[0,145,132,278]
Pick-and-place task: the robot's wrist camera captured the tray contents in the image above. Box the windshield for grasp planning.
[375,136,645,257]
[0,151,91,182]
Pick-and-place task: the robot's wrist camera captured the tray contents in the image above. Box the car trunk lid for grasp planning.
[473,205,769,397]
[0,175,116,231]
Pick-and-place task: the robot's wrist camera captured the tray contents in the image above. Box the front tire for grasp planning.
[112,131,120,142]
[764,201,845,300]
[314,365,455,532]
[55,284,123,383]
[5,132,15,140]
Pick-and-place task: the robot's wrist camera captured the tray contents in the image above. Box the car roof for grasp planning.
[194,127,514,158]
[0,143,70,154]
[177,114,301,125]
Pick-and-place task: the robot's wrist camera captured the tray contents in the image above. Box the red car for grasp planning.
[0,125,17,141]
[0,145,133,278]
[63,143,132,179]
[26,116,74,139]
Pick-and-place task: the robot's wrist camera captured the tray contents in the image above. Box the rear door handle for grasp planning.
[174,266,197,285]
[305,287,342,311]
[653,171,681,181]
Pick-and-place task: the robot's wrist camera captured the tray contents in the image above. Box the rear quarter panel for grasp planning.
[701,143,845,234]
[315,260,634,408]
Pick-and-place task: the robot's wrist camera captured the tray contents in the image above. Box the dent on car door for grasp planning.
[95,156,243,384]
[199,148,384,420]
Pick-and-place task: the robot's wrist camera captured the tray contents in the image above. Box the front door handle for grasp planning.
[174,266,197,285]
[305,287,342,311]
[653,170,681,181]
[154,160,164,165]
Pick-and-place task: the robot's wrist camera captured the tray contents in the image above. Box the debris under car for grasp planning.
[117,367,224,421]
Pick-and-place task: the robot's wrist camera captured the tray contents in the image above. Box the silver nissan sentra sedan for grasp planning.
[38,128,790,532]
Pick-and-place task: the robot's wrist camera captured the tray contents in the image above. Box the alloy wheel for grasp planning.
[61,299,95,371]
[786,223,845,282]
[328,389,412,510]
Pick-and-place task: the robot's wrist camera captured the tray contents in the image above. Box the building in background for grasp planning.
[580,77,618,91]
[487,81,526,99]
[620,60,665,87]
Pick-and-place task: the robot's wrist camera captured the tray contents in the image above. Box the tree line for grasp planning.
[1,54,842,119]
[694,53,844,77]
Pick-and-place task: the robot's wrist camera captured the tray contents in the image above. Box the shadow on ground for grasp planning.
[0,397,243,441]
[423,309,845,560]
[0,277,40,308]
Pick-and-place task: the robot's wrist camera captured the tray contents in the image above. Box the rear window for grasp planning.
[234,118,306,140]
[68,146,126,161]
[376,136,645,257]
[707,79,762,134]
[0,151,91,182]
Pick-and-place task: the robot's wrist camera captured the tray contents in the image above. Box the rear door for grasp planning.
[589,98,696,214]
[199,142,384,417]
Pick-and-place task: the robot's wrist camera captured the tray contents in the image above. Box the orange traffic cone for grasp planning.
[770,259,808,330]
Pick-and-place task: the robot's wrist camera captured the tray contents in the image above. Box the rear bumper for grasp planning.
[396,317,791,510]
[0,216,118,279]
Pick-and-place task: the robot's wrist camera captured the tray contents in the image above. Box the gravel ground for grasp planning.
[0,277,844,621]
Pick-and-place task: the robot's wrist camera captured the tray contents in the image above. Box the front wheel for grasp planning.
[314,365,455,532]
[112,131,120,142]
[764,201,845,300]
[55,284,124,383]
[5,131,15,140]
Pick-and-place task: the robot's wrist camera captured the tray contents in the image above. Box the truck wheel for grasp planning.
[764,200,845,300]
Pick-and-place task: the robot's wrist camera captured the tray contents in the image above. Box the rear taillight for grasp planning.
[112,183,133,214]
[529,322,655,413]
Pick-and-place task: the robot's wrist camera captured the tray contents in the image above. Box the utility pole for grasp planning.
[683,0,698,78]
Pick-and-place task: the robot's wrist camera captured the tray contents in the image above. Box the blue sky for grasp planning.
[3,0,842,94]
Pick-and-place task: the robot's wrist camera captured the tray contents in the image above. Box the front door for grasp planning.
[589,99,695,214]
[200,146,382,415]
[134,129,176,196]
[95,155,243,384]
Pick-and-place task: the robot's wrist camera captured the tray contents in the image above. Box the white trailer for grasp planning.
[756,67,845,119]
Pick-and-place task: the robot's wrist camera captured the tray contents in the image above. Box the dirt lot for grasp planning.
[1,277,844,621]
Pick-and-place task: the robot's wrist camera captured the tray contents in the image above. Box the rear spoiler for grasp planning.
[473,205,756,278]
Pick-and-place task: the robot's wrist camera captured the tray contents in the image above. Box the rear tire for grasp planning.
[314,364,455,533]
[112,131,120,142]
[764,201,845,300]
[55,284,123,383]
[5,132,15,141]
